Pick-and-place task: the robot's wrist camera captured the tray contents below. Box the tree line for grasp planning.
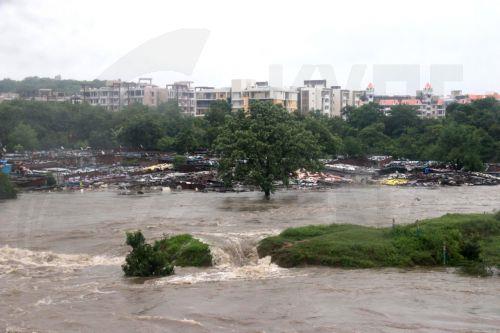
[0,77,105,96]
[0,97,499,171]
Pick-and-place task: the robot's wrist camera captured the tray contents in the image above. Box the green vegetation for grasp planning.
[122,231,174,277]
[7,123,39,151]
[0,97,499,172]
[153,234,212,267]
[122,231,212,277]
[173,155,187,169]
[257,213,500,276]
[46,173,57,187]
[215,101,322,198]
[0,77,105,96]
[0,173,17,199]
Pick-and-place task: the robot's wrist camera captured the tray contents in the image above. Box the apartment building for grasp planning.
[375,83,446,118]
[82,79,161,111]
[231,79,298,113]
[195,86,231,116]
[230,79,256,111]
[15,78,494,119]
[34,89,66,102]
[165,81,196,116]
[298,80,333,116]
[330,86,368,117]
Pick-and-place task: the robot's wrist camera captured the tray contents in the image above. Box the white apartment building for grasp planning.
[83,79,161,111]
[75,79,460,119]
[328,87,357,117]
[298,80,332,116]
[298,83,366,118]
[230,79,256,111]
[231,79,298,113]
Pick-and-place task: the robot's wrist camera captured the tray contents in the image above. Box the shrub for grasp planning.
[0,173,17,199]
[122,231,174,277]
[460,239,481,261]
[173,155,187,169]
[122,231,212,277]
[46,173,57,187]
[460,261,493,277]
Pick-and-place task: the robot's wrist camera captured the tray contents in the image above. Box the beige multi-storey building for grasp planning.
[195,86,231,116]
[75,79,485,120]
[231,79,298,113]
[330,87,352,117]
[164,81,196,116]
[82,78,162,111]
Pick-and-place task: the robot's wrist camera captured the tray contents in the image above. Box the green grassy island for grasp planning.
[258,212,500,276]
[122,231,212,277]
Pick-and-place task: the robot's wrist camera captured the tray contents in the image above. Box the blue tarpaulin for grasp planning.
[0,161,12,174]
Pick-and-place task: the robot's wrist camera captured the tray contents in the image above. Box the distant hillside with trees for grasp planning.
[0,77,106,96]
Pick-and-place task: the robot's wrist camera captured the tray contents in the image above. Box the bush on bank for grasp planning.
[122,231,212,277]
[257,213,500,276]
[0,173,17,199]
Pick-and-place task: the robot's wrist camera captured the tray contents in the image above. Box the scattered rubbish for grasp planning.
[1,151,498,193]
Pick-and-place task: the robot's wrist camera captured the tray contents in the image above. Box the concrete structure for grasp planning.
[2,77,497,120]
[230,79,256,111]
[0,92,19,102]
[165,81,196,115]
[230,79,298,113]
[82,79,162,111]
[194,86,231,116]
[34,89,66,102]
[298,80,332,116]
[331,87,363,117]
[375,83,446,118]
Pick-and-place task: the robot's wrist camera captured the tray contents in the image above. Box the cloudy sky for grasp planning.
[0,0,499,94]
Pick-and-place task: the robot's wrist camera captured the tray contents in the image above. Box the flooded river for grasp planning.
[1,186,499,332]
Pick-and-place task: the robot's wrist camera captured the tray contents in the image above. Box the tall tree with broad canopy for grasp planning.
[215,101,322,199]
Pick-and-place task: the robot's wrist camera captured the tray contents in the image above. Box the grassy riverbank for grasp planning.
[258,212,500,276]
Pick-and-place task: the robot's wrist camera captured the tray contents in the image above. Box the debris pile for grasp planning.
[1,151,499,193]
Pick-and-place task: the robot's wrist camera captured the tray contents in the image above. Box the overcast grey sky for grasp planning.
[0,0,499,94]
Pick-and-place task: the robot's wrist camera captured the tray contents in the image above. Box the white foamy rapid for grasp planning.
[0,245,123,275]
[152,230,295,285]
[155,256,293,285]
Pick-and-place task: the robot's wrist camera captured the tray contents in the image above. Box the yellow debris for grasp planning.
[381,178,408,186]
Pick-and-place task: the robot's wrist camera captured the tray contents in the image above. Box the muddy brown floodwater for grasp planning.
[1,186,499,332]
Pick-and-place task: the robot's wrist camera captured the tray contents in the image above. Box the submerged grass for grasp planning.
[257,212,500,276]
[153,234,212,267]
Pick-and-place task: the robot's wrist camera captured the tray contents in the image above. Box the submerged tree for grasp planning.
[215,101,322,199]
